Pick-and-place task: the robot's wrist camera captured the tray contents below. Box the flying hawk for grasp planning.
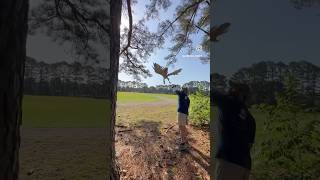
[210,22,231,42]
[153,63,182,84]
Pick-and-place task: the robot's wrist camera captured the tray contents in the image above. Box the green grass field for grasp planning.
[27,92,311,134]
[117,92,176,102]
[22,95,110,128]
[22,93,270,128]
[22,92,176,128]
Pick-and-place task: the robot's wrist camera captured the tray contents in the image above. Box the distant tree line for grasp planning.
[118,84,180,94]
[24,57,210,97]
[24,57,110,97]
[118,80,210,95]
[211,61,320,109]
[25,57,320,108]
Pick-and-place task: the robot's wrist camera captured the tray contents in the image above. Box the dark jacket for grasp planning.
[176,90,190,115]
[211,90,256,170]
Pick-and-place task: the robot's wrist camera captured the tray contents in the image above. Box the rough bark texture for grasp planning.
[0,0,29,179]
[210,1,215,177]
[107,0,122,179]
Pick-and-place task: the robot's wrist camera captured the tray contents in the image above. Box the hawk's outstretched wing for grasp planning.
[167,68,182,77]
[153,63,168,77]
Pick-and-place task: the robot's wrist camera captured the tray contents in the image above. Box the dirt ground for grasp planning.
[116,96,210,179]
[116,123,210,180]
[20,128,108,180]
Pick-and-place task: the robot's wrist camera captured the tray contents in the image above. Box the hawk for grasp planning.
[210,22,231,42]
[153,63,182,84]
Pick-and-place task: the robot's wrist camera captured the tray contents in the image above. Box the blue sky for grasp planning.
[118,1,210,86]
[213,0,320,77]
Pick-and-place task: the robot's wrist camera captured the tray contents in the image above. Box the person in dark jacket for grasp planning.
[172,86,190,151]
[211,81,256,180]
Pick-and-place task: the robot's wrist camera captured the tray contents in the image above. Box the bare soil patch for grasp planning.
[20,128,107,180]
[116,123,210,180]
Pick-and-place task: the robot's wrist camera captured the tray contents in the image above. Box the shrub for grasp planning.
[252,74,320,180]
[189,91,210,126]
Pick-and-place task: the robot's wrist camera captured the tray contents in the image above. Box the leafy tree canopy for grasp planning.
[29,0,211,80]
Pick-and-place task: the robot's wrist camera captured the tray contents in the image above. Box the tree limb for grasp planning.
[195,24,209,35]
[159,0,206,37]
[166,2,199,64]
[59,0,110,34]
[119,0,133,56]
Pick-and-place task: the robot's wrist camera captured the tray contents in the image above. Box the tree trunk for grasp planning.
[210,1,215,176]
[107,0,122,179]
[0,0,29,179]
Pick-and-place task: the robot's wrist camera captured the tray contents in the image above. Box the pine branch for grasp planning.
[120,0,133,56]
[166,2,199,65]
[195,24,209,35]
[159,0,206,37]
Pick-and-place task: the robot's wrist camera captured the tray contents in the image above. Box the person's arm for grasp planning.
[248,114,256,149]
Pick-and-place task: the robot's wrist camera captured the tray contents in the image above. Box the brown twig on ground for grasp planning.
[165,124,176,133]
[118,129,133,133]
[115,124,128,128]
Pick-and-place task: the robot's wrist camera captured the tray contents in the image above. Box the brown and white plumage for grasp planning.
[153,63,182,84]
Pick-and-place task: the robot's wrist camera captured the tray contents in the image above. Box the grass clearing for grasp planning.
[117,92,176,103]
[22,93,176,128]
[117,92,159,103]
[116,104,177,127]
[22,95,110,128]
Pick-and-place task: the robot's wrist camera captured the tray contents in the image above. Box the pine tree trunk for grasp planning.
[107,0,122,179]
[0,0,29,179]
[210,0,215,176]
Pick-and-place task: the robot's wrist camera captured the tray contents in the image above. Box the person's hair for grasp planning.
[228,80,250,100]
[182,87,188,94]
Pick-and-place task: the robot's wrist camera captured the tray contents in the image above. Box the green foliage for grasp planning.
[252,74,320,179]
[189,90,210,126]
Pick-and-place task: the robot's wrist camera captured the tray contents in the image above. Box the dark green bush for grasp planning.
[252,74,320,180]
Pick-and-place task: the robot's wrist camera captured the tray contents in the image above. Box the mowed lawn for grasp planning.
[117,91,176,102]
[23,92,274,131]
[22,92,177,128]
[22,92,271,129]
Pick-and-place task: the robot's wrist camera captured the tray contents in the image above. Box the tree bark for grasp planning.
[0,0,29,179]
[210,1,215,177]
[107,0,122,179]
